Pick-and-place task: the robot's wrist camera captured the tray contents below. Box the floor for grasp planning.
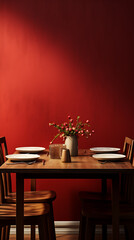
[9,225,126,240]
[9,233,126,240]
[9,235,78,240]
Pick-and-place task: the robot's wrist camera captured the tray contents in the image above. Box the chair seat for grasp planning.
[79,191,127,203]
[79,191,111,202]
[82,201,134,221]
[0,203,49,220]
[0,203,50,239]
[5,190,56,203]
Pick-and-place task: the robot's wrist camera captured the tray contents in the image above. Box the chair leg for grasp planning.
[38,215,49,240]
[124,224,134,240]
[5,226,10,240]
[102,225,107,240]
[0,226,2,240]
[31,225,35,240]
[79,214,86,240]
[47,202,56,240]
[124,225,130,240]
[85,219,95,240]
[1,227,6,240]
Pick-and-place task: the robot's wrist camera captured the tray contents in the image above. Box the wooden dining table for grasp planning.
[0,149,134,240]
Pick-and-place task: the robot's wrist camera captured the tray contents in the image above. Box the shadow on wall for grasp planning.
[1,0,133,83]
[0,0,134,146]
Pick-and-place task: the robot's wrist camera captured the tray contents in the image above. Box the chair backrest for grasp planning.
[123,137,134,164]
[121,137,134,205]
[0,136,36,198]
[102,137,134,195]
[0,137,12,200]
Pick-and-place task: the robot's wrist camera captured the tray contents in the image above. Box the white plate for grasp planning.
[15,147,45,153]
[6,154,40,162]
[90,147,120,153]
[92,153,126,161]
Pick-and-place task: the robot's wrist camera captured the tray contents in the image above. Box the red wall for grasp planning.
[0,0,134,220]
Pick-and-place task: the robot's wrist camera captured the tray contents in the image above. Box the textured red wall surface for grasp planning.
[0,0,134,220]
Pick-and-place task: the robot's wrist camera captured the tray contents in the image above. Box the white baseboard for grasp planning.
[10,221,79,235]
[55,221,80,234]
[10,221,124,235]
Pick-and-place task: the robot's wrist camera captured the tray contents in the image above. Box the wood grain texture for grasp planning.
[0,203,50,240]
[5,190,56,203]
[0,203,49,218]
[1,149,133,175]
[1,148,134,240]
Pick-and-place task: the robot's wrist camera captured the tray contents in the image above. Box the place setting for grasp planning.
[15,146,46,153]
[5,153,40,165]
[5,146,46,165]
[90,147,120,153]
[90,147,126,164]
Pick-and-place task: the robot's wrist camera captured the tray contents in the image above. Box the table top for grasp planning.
[0,149,134,176]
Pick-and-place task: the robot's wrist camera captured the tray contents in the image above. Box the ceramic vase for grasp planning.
[65,136,78,156]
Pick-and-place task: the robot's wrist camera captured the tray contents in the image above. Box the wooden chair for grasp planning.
[79,137,134,240]
[0,204,50,240]
[0,136,56,240]
[0,168,50,240]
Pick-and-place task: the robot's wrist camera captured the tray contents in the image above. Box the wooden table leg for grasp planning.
[16,173,24,240]
[111,174,120,240]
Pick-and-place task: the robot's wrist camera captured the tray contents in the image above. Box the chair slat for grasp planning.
[0,137,12,196]
[121,137,134,202]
